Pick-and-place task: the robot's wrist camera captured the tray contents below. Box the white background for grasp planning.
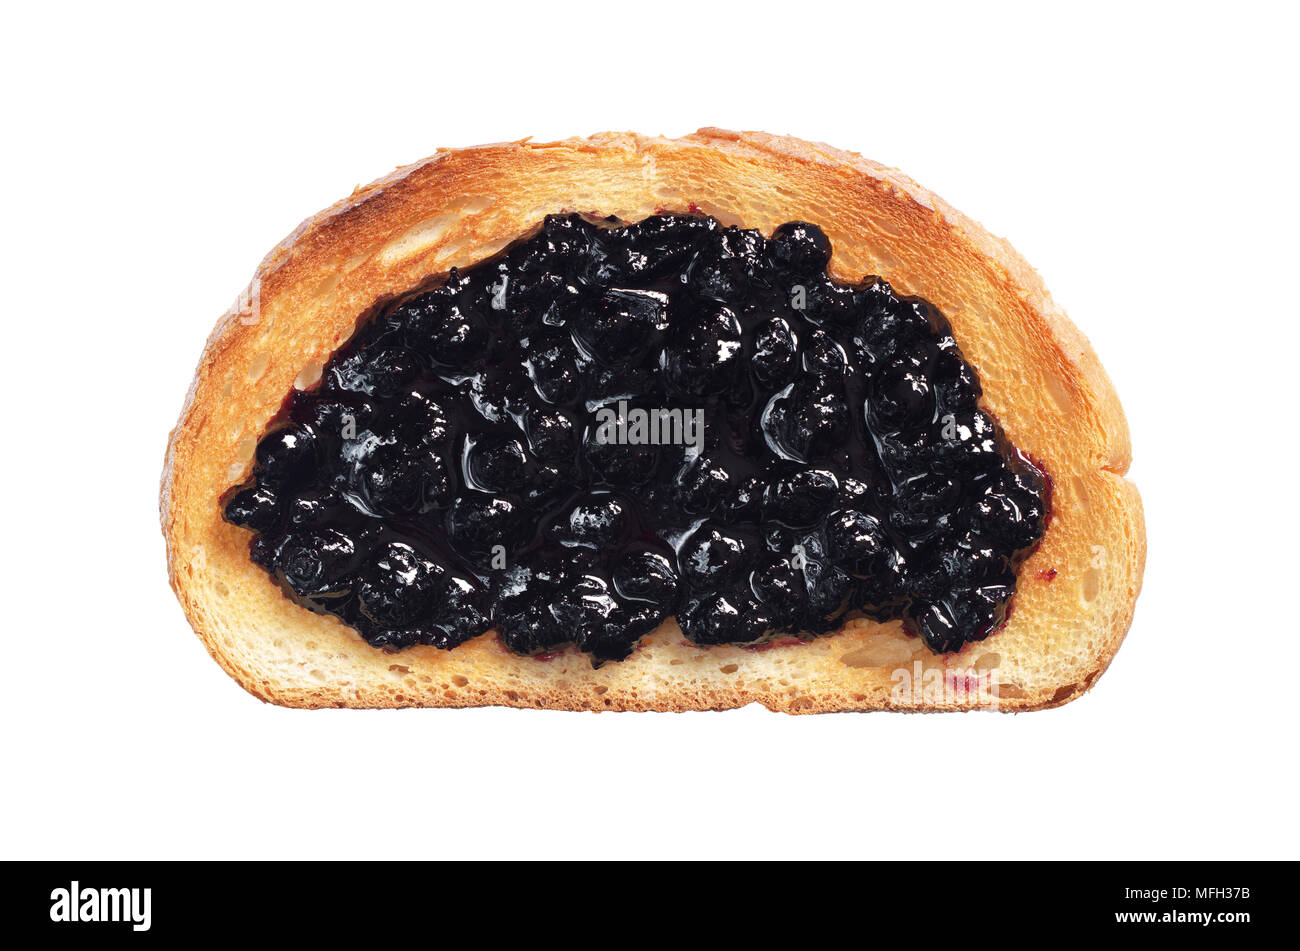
[2,1,1296,860]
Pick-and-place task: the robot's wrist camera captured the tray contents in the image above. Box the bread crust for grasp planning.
[161,129,1144,712]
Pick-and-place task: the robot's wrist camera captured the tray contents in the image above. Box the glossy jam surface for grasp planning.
[224,214,1047,663]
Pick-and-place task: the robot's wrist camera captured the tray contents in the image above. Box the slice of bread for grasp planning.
[161,129,1144,712]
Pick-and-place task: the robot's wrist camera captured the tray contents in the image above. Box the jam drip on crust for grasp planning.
[224,214,1048,664]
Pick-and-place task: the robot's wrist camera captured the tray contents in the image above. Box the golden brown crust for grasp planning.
[161,129,1144,712]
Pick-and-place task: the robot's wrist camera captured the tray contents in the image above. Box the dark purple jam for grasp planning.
[223,213,1047,664]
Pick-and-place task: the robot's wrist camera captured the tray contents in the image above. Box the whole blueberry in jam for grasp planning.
[223,214,1047,662]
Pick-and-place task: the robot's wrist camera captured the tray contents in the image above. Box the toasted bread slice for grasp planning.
[161,129,1144,712]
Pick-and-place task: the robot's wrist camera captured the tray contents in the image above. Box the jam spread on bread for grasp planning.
[223,214,1047,663]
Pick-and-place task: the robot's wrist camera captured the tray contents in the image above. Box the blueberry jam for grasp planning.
[223,213,1047,663]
